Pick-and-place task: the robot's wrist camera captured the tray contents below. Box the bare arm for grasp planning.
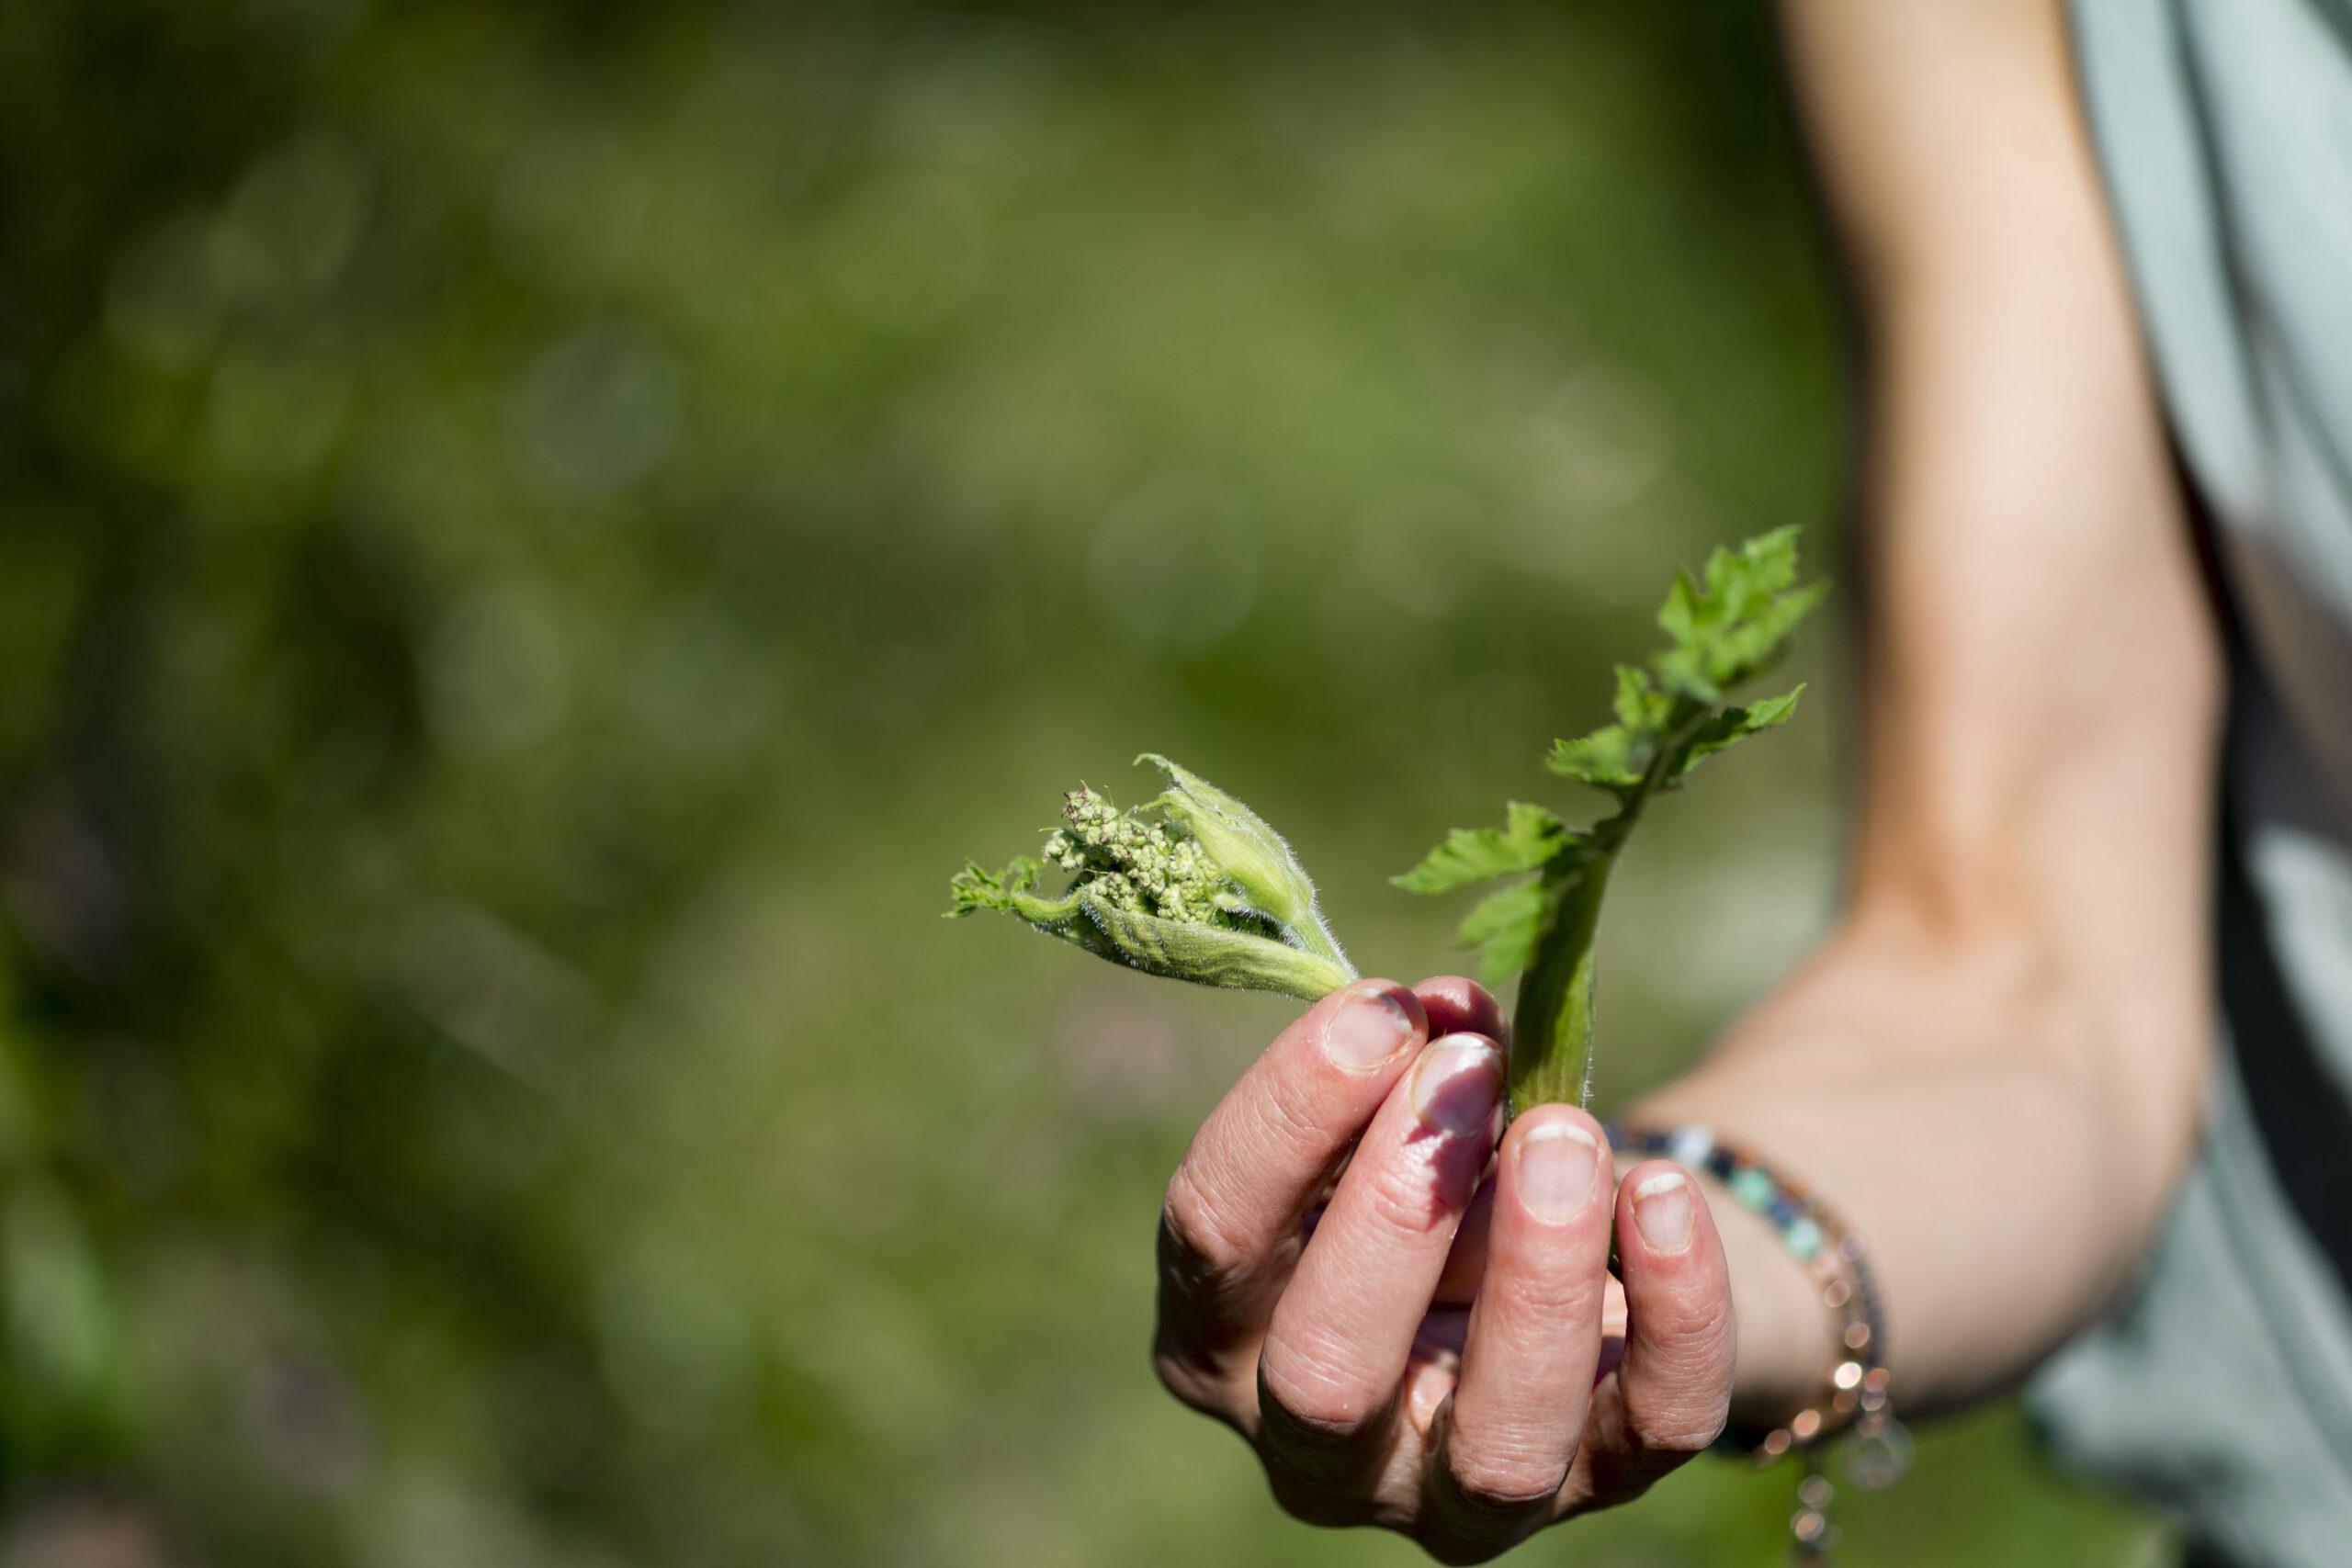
[1147,2,2222,1557]
[1644,0,2222,1418]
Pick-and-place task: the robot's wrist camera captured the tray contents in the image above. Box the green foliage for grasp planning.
[950,760,1354,1000]
[1456,877,1558,989]
[1397,528,1824,1110]
[1391,801,1576,895]
[1652,525,1829,698]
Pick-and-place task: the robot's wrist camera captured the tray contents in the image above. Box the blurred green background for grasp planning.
[0,1,2171,1563]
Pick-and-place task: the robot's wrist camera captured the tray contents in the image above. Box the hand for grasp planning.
[1152,977,1737,1563]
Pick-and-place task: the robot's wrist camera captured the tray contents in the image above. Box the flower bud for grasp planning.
[1136,754,1351,975]
[946,757,1357,1001]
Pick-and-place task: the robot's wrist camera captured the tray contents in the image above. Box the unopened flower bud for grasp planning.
[947,756,1357,1001]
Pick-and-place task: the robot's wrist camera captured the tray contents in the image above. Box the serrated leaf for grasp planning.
[1657,572,1702,646]
[1650,528,1824,701]
[1545,726,1647,793]
[1611,663,1672,732]
[1663,684,1804,787]
[946,855,1046,916]
[1398,528,1824,1114]
[1459,877,1553,990]
[1393,801,1572,894]
[1700,580,1826,692]
[1703,525,1799,610]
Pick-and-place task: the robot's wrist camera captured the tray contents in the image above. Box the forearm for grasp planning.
[1695,0,2226,1425]
[1640,896,2210,1421]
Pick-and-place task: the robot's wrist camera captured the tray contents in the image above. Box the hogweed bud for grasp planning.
[947,758,1355,1001]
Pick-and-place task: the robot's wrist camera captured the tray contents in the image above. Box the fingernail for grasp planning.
[1325,987,1414,1070]
[1516,1122,1600,1223]
[1633,1170,1695,1255]
[1410,1037,1503,1135]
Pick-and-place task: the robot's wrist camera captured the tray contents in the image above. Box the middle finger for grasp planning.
[1429,1105,1614,1534]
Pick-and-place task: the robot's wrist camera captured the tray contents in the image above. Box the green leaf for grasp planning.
[1545,726,1648,793]
[1458,877,1553,990]
[1419,527,1826,1114]
[1663,684,1804,787]
[1705,525,1799,608]
[1650,527,1825,700]
[1611,663,1673,732]
[1392,801,1573,894]
[946,856,1045,916]
[1656,571,1702,648]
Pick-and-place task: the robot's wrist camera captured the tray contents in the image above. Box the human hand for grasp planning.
[1152,977,1737,1563]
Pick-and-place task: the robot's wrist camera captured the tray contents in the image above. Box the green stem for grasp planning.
[1506,705,1706,1116]
[1508,847,1616,1114]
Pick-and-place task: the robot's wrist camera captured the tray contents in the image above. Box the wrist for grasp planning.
[1615,1116,1851,1427]
[1707,1168,1843,1427]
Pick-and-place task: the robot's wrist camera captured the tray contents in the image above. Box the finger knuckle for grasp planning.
[1258,1347,1384,1440]
[1159,1167,1252,1289]
[1150,1338,1228,1416]
[1623,1332,1736,1458]
[1627,1397,1729,1459]
[1258,1066,1342,1168]
[1488,1262,1600,1325]
[1352,1162,1453,1240]
[1443,1447,1568,1517]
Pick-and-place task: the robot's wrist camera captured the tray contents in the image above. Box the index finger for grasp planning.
[1157,979,1426,1395]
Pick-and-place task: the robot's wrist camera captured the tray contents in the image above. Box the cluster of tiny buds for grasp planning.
[1045,788,1238,925]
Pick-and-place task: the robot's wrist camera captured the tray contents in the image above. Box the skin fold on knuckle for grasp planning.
[1485,1239,1604,1325]
[1441,1447,1570,1518]
[1351,1143,1479,1242]
[1578,1391,1714,1509]
[1617,1371,1732,1460]
[1617,1259,1736,1448]
[1256,1040,1385,1169]
[1257,1331,1389,1441]
[1158,1167,1263,1302]
[1625,1282,1737,1398]
[1150,1338,1240,1422]
[1413,1406,1566,1562]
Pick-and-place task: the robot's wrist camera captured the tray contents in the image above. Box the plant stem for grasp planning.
[1509,848,1616,1113]
[1505,705,1706,1116]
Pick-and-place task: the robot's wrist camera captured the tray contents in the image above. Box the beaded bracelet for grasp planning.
[1609,1124,1912,1563]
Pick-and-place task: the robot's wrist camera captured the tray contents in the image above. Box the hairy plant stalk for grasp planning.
[1507,705,1715,1112]
[1513,852,1611,1111]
